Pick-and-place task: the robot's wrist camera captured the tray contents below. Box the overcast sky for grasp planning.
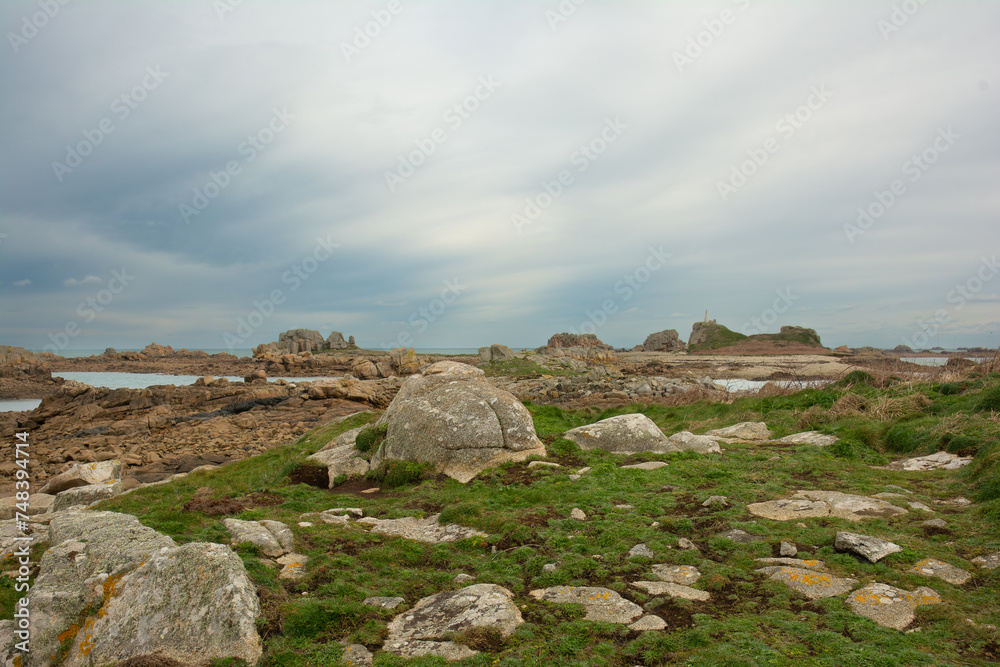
[1,0,998,353]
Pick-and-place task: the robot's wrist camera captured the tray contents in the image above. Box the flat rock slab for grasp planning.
[358,513,487,544]
[835,531,902,563]
[888,451,973,471]
[530,586,644,623]
[666,431,721,454]
[629,614,667,631]
[564,414,677,454]
[775,431,838,446]
[307,443,370,487]
[384,584,522,660]
[223,518,287,558]
[718,529,765,543]
[364,596,406,610]
[40,459,123,494]
[52,481,125,512]
[628,543,655,558]
[910,558,971,585]
[651,564,701,585]
[631,581,710,601]
[757,566,858,600]
[621,461,668,471]
[972,552,1000,570]
[0,493,54,519]
[748,490,908,522]
[277,553,308,580]
[705,422,773,440]
[342,643,374,667]
[846,583,942,630]
[755,558,826,571]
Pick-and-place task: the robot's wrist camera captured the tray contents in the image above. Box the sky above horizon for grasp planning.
[2,0,999,354]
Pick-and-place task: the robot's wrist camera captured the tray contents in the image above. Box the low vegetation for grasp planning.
[5,369,1000,666]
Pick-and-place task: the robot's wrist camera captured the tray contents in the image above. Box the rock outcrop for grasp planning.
[479,344,515,363]
[370,362,546,483]
[641,329,685,352]
[544,333,613,350]
[253,328,356,357]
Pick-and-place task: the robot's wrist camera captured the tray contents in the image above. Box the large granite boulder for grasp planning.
[642,329,685,352]
[563,414,678,454]
[0,510,261,667]
[370,362,545,483]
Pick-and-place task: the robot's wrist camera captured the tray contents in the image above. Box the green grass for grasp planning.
[10,376,1000,666]
[481,357,583,378]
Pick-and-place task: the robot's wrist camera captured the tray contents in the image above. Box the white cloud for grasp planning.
[13,279,31,286]
[63,276,103,287]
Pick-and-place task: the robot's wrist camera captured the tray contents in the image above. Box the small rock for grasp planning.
[717,529,764,543]
[529,586,643,623]
[835,531,903,563]
[908,502,934,512]
[341,644,374,667]
[921,518,948,530]
[702,495,728,508]
[776,431,838,446]
[357,514,488,544]
[629,614,667,631]
[277,553,308,580]
[622,461,668,471]
[628,543,655,558]
[453,573,476,584]
[780,541,798,557]
[542,563,557,573]
[570,508,586,521]
[568,475,582,481]
[631,581,710,601]
[846,583,941,630]
[677,538,698,550]
[650,564,701,585]
[941,496,973,507]
[577,467,592,474]
[363,596,406,610]
[223,518,285,558]
[972,552,1000,570]
[326,507,364,517]
[910,558,971,585]
[756,566,858,600]
[528,461,562,469]
[705,422,773,440]
[755,558,826,571]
